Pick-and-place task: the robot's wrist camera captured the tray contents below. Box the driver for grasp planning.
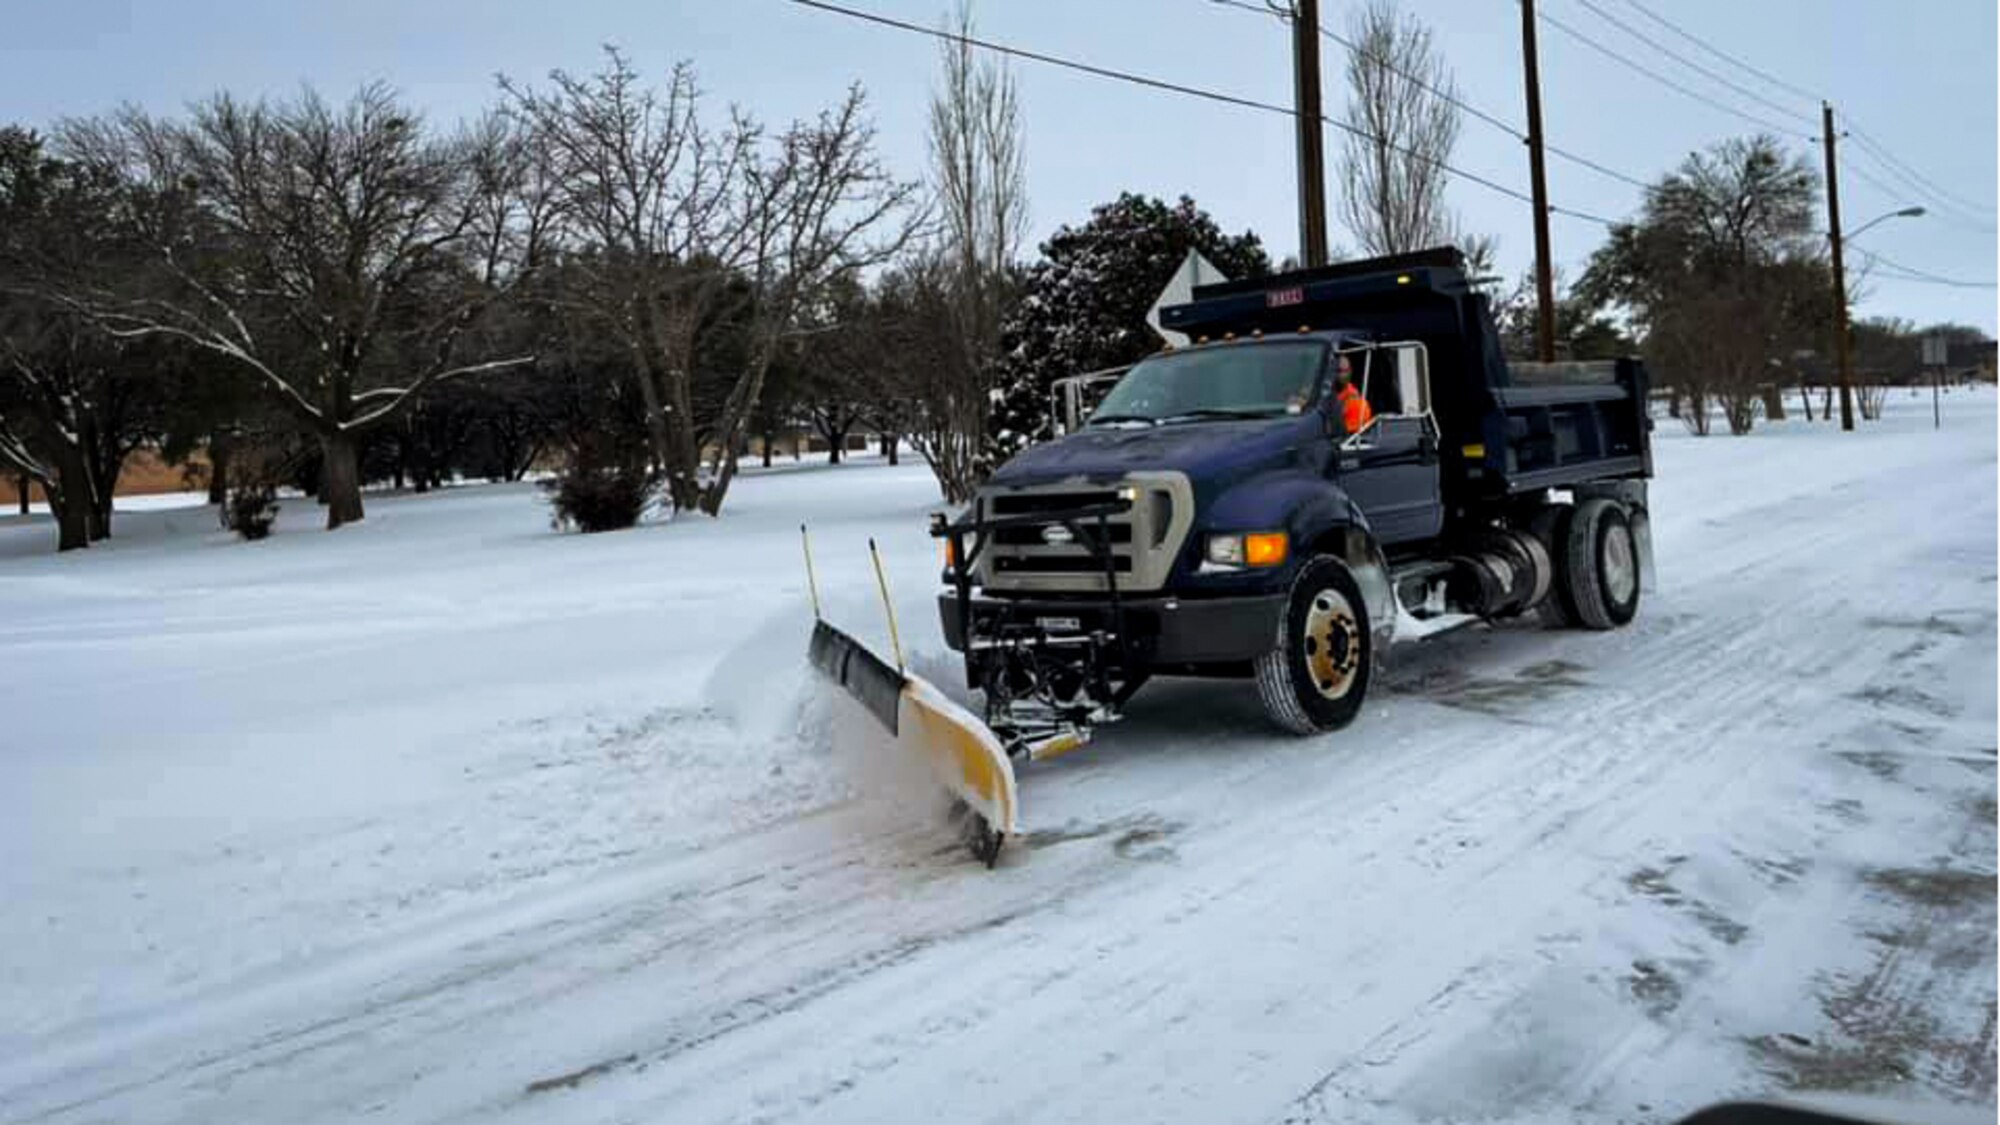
[1335,355,1374,434]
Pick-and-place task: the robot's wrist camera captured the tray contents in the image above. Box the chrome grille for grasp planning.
[973,472,1194,594]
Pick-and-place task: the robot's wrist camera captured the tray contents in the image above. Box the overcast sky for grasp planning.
[6,0,1995,333]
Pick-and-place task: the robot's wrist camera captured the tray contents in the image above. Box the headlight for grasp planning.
[1205,531,1288,568]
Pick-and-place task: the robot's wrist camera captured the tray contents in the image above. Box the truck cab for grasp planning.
[934,247,1654,757]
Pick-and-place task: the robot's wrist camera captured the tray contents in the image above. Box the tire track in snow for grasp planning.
[579,443,1991,1124]
[1274,454,1998,1121]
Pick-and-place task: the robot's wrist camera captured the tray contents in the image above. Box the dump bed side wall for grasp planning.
[1468,358,1653,495]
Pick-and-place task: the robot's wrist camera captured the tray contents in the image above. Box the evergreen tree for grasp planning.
[989,193,1268,452]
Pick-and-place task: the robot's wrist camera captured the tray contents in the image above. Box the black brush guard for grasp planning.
[929,497,1151,756]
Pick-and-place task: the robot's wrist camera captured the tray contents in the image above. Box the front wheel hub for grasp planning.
[1302,590,1361,700]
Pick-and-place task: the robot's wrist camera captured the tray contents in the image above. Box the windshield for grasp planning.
[1087,341,1327,425]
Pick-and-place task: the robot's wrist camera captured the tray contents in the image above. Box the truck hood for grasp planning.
[989,418,1315,488]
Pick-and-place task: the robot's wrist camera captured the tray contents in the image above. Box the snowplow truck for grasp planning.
[932,245,1656,769]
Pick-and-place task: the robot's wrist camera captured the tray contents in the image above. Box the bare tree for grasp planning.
[900,1,1027,503]
[0,314,166,549]
[51,86,547,528]
[505,51,915,515]
[698,90,919,512]
[881,251,971,487]
[1334,0,1465,257]
[503,53,750,512]
[0,127,167,550]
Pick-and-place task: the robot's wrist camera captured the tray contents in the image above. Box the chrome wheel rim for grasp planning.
[1302,588,1362,700]
[1602,521,1637,605]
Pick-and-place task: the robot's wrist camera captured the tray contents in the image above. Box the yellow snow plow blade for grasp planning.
[802,528,1021,865]
[900,676,1019,841]
[808,619,1018,864]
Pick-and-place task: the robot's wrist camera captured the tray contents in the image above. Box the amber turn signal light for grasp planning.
[1244,532,1288,568]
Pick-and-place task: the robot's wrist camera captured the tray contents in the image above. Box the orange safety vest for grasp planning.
[1338,384,1374,433]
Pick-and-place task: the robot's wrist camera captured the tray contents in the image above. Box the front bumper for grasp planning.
[937,591,1287,665]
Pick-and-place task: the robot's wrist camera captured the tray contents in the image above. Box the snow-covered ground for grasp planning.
[3,392,1994,1124]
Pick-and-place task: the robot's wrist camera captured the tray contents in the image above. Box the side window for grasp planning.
[1365,359,1404,417]
[1388,344,1430,417]
[1351,345,1430,420]
[1344,344,1433,447]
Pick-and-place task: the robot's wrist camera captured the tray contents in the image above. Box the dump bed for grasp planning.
[1474,357,1651,493]
[1157,246,1651,502]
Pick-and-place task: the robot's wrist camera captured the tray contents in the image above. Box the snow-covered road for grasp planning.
[4,392,1994,1123]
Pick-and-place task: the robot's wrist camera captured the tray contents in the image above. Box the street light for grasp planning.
[1845,205,1927,244]
[1830,205,1926,430]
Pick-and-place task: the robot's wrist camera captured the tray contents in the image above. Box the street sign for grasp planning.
[1146,249,1229,348]
[1922,334,1948,430]
[1922,333,1949,367]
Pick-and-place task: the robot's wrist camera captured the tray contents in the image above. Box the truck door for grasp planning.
[1334,344,1444,545]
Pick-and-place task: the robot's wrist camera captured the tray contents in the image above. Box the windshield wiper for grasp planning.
[1085,413,1159,427]
[1154,407,1284,424]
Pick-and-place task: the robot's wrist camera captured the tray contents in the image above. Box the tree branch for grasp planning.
[341,354,535,431]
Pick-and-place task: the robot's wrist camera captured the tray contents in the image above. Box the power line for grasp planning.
[1835,132,1998,233]
[1320,5,1656,191]
[1544,143,1650,190]
[1229,0,1983,286]
[1323,12,1526,141]
[1846,125,1998,220]
[1854,248,1996,289]
[1547,0,1998,258]
[1551,203,1621,226]
[1608,0,1823,109]
[1840,148,1997,235]
[1841,159,1923,209]
[1209,0,1526,138]
[1602,0,1997,226]
[1570,0,1818,127]
[1535,7,1814,141]
[792,0,1995,301]
[1209,0,1652,192]
[786,0,1582,221]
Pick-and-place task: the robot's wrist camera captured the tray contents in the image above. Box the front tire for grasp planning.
[1563,498,1641,630]
[1255,556,1373,734]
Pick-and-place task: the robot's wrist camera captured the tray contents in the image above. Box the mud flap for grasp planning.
[1630,506,1658,592]
[809,619,1020,856]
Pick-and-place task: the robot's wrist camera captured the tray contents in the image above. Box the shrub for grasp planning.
[222,483,279,540]
[542,434,658,533]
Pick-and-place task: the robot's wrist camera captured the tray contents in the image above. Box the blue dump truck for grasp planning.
[932,246,1655,767]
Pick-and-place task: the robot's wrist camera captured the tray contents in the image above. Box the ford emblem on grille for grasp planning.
[1039,523,1075,546]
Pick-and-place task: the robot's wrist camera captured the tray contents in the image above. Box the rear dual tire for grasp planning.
[1538,498,1641,631]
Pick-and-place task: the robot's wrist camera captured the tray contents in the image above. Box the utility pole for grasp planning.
[1822,101,1856,431]
[1520,0,1557,361]
[1291,0,1330,268]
